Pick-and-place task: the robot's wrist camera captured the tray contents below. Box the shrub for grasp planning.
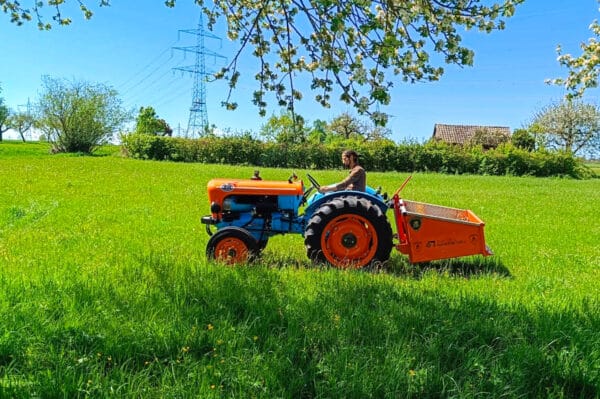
[37,77,130,154]
[512,129,536,151]
[120,135,584,178]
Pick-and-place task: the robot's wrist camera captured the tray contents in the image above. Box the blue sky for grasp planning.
[1,1,599,142]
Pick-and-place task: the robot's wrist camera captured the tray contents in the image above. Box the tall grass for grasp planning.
[0,142,598,397]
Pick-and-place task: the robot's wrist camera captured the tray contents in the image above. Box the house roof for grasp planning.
[432,124,511,145]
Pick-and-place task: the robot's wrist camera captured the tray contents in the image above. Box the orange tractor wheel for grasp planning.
[305,196,393,268]
[206,227,259,265]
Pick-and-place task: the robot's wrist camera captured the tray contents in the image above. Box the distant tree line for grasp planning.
[121,132,589,178]
[120,104,597,179]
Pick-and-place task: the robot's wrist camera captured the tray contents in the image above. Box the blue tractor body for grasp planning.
[201,174,392,267]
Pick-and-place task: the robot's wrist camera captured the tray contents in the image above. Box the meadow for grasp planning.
[0,141,598,398]
[586,161,600,176]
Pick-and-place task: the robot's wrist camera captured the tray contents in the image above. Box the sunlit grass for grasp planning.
[584,161,600,176]
[0,142,598,397]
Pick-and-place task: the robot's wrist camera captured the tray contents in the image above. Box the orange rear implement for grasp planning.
[392,194,493,263]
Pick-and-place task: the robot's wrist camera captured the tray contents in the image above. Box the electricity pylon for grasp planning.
[173,13,226,137]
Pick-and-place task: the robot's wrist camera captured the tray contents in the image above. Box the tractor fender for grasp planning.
[304,189,389,219]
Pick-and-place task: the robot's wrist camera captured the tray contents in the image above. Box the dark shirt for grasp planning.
[334,165,366,192]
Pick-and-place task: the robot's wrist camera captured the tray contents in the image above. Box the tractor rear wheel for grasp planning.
[206,227,259,265]
[304,196,393,268]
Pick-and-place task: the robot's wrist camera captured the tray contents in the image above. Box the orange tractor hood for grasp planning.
[207,178,304,204]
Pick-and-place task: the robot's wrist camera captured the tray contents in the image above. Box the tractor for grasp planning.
[200,173,492,268]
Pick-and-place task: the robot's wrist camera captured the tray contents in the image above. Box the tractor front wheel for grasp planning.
[305,196,393,268]
[206,227,259,265]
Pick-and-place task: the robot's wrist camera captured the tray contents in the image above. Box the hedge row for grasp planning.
[120,133,586,178]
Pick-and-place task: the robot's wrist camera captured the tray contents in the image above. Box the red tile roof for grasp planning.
[432,124,511,145]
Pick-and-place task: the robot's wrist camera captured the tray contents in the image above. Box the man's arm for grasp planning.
[319,167,365,193]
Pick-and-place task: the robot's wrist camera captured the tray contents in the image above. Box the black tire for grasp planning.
[258,239,269,251]
[206,227,259,264]
[304,196,393,268]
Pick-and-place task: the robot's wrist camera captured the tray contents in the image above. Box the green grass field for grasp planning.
[586,161,600,177]
[1,142,599,398]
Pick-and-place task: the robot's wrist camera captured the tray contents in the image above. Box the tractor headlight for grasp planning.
[210,201,222,214]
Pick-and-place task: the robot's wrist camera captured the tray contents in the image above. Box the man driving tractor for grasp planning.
[318,149,366,193]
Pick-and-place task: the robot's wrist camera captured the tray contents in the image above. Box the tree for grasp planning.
[2,0,523,126]
[511,128,535,151]
[466,127,510,149]
[134,106,173,136]
[327,112,391,142]
[37,76,131,153]
[307,119,329,144]
[530,100,600,157]
[548,18,600,99]
[363,122,392,142]
[260,110,307,144]
[328,112,365,141]
[1,0,110,29]
[7,111,36,142]
[0,85,10,142]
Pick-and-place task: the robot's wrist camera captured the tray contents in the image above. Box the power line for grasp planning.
[116,42,178,90]
[119,53,177,95]
[128,76,191,113]
[127,68,178,101]
[151,80,192,110]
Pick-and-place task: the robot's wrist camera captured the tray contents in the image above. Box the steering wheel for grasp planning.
[306,173,321,190]
[300,173,321,206]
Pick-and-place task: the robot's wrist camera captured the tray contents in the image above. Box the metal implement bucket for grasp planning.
[393,196,492,263]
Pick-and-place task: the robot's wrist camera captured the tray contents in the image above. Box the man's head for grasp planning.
[342,150,358,168]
